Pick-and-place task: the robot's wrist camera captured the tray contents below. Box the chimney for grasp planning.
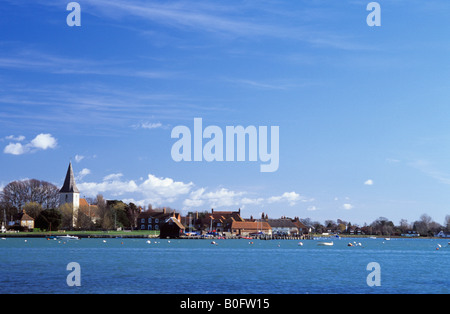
[163,207,166,214]
[211,208,214,214]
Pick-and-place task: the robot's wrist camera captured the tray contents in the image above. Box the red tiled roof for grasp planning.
[231,221,271,231]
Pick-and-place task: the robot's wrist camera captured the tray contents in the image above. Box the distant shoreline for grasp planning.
[1,232,448,240]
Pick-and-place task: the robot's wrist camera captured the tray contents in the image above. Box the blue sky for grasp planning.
[1,0,450,226]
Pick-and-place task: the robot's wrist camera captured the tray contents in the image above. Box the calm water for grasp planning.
[0,237,448,294]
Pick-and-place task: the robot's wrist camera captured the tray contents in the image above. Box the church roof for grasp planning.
[60,162,79,193]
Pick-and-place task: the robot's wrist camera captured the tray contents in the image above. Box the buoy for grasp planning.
[298,242,303,246]
[103,240,106,243]
[348,243,353,247]
[146,240,151,244]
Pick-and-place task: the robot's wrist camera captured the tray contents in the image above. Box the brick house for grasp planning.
[137,208,181,231]
[194,208,245,233]
[231,221,272,236]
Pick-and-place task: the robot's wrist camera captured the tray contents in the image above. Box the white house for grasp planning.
[435,231,450,238]
[266,219,299,235]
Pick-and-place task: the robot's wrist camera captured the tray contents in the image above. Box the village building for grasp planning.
[193,208,245,234]
[230,221,272,237]
[59,162,80,228]
[160,216,185,238]
[291,217,311,234]
[265,219,299,235]
[137,208,182,231]
[11,210,35,230]
[79,198,100,224]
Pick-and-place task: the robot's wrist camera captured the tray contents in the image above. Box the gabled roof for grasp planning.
[165,217,185,230]
[138,210,180,221]
[60,162,79,193]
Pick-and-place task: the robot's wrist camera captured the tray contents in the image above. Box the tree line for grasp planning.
[300,214,450,237]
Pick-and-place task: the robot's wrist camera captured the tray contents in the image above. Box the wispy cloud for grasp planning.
[408,160,450,185]
[132,122,165,130]
[0,49,177,79]
[54,0,369,50]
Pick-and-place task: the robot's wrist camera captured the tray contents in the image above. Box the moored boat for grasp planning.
[56,235,79,240]
[317,241,334,246]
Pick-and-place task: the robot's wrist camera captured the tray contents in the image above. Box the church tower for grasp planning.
[59,162,80,228]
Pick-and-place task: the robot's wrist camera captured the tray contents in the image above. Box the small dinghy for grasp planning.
[317,241,334,246]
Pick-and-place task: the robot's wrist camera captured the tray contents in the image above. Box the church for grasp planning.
[59,162,99,228]
[60,162,80,228]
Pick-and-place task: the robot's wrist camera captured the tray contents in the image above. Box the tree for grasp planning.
[399,219,410,233]
[126,203,140,230]
[77,208,95,230]
[0,179,59,211]
[0,202,18,225]
[413,214,440,236]
[59,203,75,230]
[35,209,62,231]
[96,194,112,230]
[371,217,394,235]
[23,202,43,220]
[109,201,129,229]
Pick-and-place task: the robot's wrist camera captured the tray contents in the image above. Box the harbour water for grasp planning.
[0,237,448,294]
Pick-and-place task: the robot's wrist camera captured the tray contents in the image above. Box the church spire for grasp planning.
[60,162,79,193]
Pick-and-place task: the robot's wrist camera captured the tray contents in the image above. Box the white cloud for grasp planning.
[103,173,124,181]
[78,173,193,205]
[30,133,57,150]
[77,168,91,181]
[75,154,85,163]
[77,170,310,212]
[342,203,353,210]
[364,179,374,186]
[267,191,306,206]
[3,133,57,155]
[183,189,309,210]
[307,205,318,211]
[183,187,246,209]
[4,143,27,155]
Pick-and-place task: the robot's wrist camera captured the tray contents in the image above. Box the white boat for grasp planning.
[56,235,79,240]
[384,237,391,241]
[317,241,334,246]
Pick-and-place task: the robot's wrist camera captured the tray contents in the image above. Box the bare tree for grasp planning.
[1,179,60,211]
